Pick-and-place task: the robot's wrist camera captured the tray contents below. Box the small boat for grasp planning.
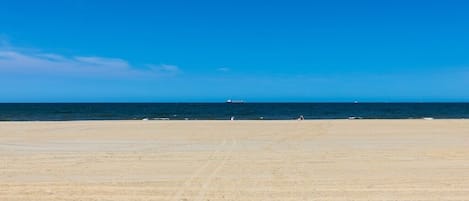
[226,99,244,104]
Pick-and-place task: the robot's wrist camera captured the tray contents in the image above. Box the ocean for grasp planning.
[0,103,468,121]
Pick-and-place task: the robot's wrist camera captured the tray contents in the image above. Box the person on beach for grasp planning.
[298,115,304,120]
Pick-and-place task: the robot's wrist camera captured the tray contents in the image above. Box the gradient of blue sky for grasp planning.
[0,0,468,102]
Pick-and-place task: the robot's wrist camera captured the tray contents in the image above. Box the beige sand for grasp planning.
[1,120,469,200]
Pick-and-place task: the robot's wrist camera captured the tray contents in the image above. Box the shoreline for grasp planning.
[1,118,469,122]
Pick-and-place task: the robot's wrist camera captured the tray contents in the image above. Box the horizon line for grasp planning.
[1,101,469,104]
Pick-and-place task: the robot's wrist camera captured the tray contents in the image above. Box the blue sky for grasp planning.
[0,0,468,102]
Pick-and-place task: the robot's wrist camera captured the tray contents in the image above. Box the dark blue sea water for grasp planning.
[0,103,468,121]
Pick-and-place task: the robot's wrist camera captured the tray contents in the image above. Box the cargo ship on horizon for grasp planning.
[226,99,245,104]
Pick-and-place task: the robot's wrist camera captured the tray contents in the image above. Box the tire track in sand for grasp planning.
[194,138,236,201]
[171,139,227,201]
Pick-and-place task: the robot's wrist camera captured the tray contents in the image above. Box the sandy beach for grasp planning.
[1,120,469,200]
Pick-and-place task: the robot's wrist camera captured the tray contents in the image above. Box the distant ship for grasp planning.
[226,99,244,104]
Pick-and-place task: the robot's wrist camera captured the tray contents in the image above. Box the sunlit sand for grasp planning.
[1,120,469,200]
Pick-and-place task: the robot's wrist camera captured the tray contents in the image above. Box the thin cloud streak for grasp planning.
[147,64,181,75]
[0,48,180,79]
[217,67,230,72]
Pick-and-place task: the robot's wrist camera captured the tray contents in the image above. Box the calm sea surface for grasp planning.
[0,103,468,121]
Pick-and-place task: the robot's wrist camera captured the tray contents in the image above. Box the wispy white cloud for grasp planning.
[147,64,181,75]
[0,47,180,79]
[217,67,230,72]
